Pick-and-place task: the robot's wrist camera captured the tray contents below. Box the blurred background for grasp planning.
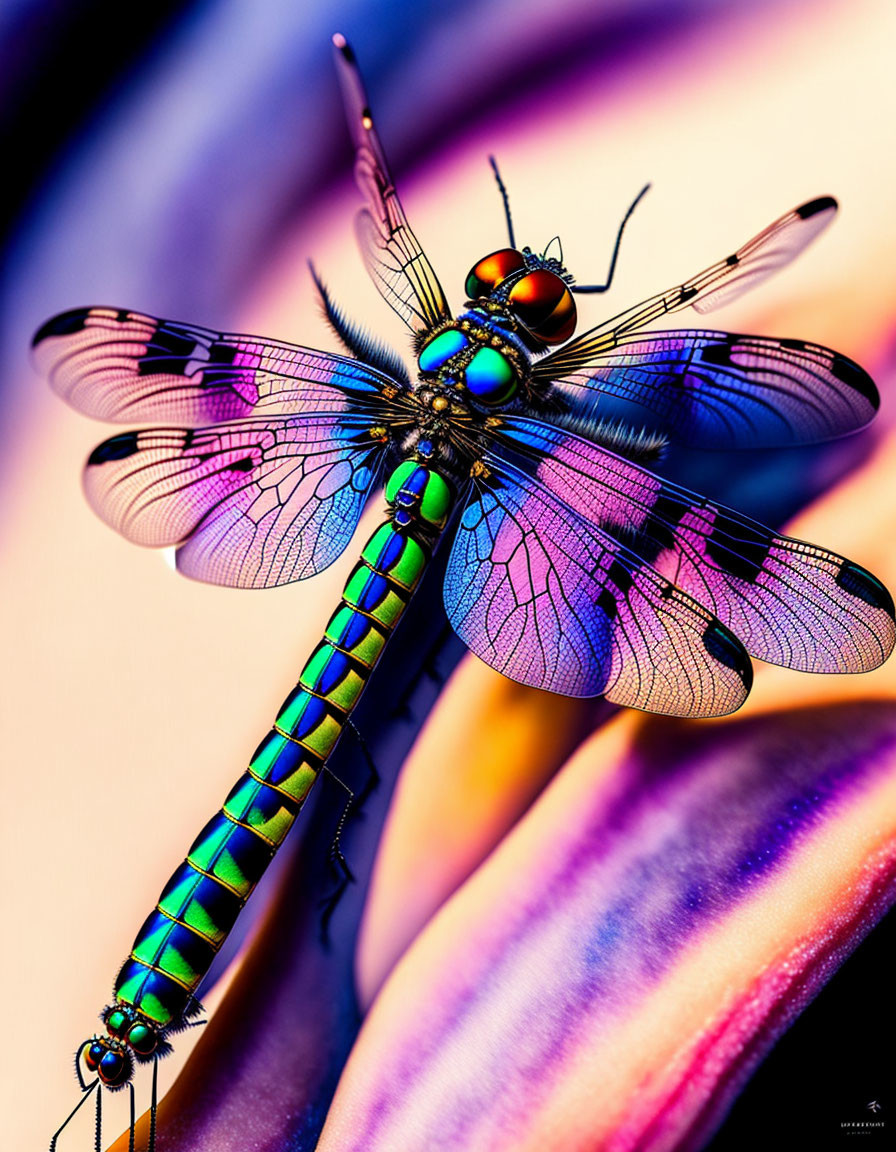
[2,0,895,1148]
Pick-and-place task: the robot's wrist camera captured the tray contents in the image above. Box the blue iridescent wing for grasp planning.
[32,307,403,425]
[83,415,386,588]
[485,415,895,672]
[532,198,876,447]
[333,36,452,334]
[444,462,753,716]
[542,329,877,449]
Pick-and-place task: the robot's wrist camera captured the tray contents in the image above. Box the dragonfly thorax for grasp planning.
[416,313,530,408]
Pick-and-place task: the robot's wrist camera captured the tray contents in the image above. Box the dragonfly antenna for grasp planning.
[489,156,516,249]
[573,183,651,294]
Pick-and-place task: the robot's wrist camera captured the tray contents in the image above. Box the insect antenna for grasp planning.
[572,183,651,294]
[489,156,516,249]
[49,1080,99,1151]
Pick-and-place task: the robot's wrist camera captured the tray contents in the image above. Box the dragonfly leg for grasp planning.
[49,1080,98,1151]
[319,767,359,938]
[127,1081,135,1152]
[346,717,380,807]
[148,1057,158,1152]
[93,1079,102,1152]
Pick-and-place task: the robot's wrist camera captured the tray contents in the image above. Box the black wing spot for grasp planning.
[725,253,739,267]
[836,562,895,615]
[89,432,140,465]
[597,587,618,620]
[705,514,771,582]
[679,286,698,303]
[32,308,91,345]
[701,342,736,368]
[702,621,752,687]
[830,354,879,406]
[115,309,130,323]
[606,559,634,596]
[138,327,197,376]
[226,458,255,473]
[207,341,239,366]
[780,338,807,352]
[796,195,837,219]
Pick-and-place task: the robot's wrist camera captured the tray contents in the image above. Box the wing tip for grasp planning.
[796,195,838,220]
[830,353,879,411]
[32,307,92,348]
[332,32,353,60]
[836,561,895,619]
[702,619,754,696]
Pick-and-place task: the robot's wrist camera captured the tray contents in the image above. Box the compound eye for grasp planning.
[99,1048,132,1088]
[105,1008,129,1040]
[465,249,526,298]
[508,270,576,344]
[464,347,518,406]
[82,1040,105,1073]
[127,1023,158,1057]
[418,328,469,374]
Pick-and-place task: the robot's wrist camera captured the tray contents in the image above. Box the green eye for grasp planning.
[418,329,469,373]
[464,347,518,405]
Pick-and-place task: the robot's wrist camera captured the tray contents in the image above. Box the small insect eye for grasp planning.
[105,1009,129,1039]
[508,270,576,344]
[127,1023,157,1056]
[465,249,526,299]
[82,1040,105,1072]
[463,347,518,406]
[99,1048,132,1087]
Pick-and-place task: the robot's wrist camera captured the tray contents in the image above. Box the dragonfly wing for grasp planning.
[548,329,878,449]
[333,35,451,334]
[32,307,400,425]
[444,460,752,715]
[536,197,839,381]
[489,415,895,673]
[84,415,386,588]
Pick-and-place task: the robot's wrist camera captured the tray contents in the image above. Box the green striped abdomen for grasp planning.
[113,460,453,1029]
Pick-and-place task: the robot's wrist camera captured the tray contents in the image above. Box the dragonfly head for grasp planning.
[465,245,577,345]
[78,1005,163,1088]
[79,1035,133,1089]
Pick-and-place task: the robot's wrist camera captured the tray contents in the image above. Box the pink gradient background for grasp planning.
[3,1,896,1148]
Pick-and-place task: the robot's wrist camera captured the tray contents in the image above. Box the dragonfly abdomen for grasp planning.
[91,455,456,1083]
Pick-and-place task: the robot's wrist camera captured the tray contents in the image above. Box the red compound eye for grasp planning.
[508,270,576,343]
[465,248,526,298]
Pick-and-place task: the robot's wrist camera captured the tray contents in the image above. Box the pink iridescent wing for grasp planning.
[444,461,753,716]
[333,35,452,334]
[532,198,876,448]
[32,307,402,425]
[83,415,386,588]
[486,415,895,673]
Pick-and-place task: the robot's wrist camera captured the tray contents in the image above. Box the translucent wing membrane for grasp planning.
[33,307,399,425]
[535,197,838,382]
[332,35,451,334]
[488,415,895,673]
[445,463,753,715]
[84,415,385,588]
[549,329,878,449]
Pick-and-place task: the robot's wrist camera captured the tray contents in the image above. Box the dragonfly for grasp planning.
[35,31,894,1152]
